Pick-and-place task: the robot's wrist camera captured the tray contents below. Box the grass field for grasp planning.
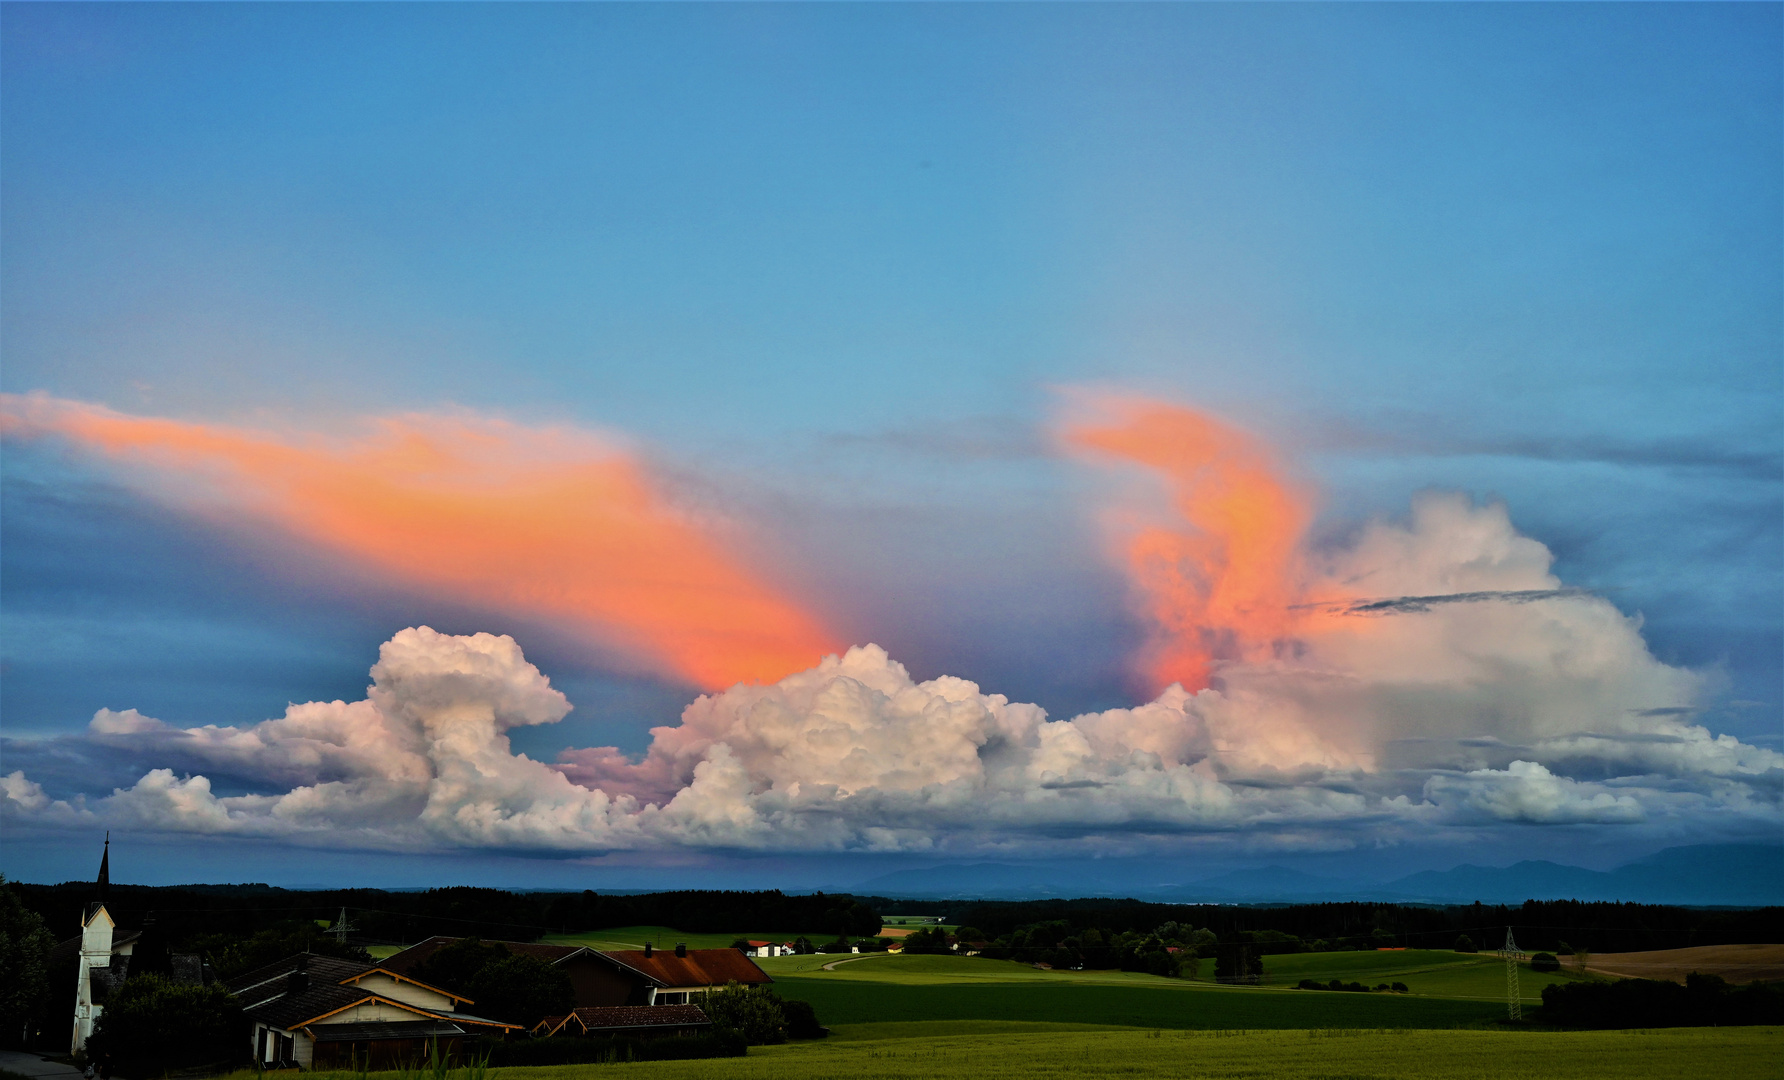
[277,1026,1782,1080]
[756,952,1506,1029]
[1257,949,1585,1001]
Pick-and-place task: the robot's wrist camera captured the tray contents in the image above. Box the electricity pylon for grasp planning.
[331,906,358,944]
[1501,926,1528,1021]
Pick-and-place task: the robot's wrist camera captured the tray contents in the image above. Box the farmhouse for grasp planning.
[228,954,521,1069]
[381,937,636,1010]
[385,937,772,1007]
[595,942,774,1005]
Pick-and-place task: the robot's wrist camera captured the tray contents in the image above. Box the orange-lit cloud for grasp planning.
[0,393,836,689]
[1064,395,1316,693]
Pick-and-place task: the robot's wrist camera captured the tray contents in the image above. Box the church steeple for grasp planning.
[96,832,109,902]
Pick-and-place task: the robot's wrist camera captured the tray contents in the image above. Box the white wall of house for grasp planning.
[345,974,456,1011]
[253,1023,310,1068]
[326,1000,434,1024]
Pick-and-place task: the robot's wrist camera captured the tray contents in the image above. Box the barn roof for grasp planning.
[597,948,772,988]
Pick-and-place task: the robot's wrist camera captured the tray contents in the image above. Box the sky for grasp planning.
[2,3,1779,891]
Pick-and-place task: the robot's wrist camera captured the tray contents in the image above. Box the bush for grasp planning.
[1454,935,1476,953]
[1392,982,1409,993]
[702,982,786,1045]
[86,975,243,1075]
[1530,952,1560,973]
[778,999,827,1039]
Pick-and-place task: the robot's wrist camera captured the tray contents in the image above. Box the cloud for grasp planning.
[0,393,836,689]
[7,493,1779,855]
[1063,395,1313,694]
[5,397,1777,857]
[1424,761,1646,825]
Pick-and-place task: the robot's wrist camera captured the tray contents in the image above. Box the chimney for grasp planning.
[643,942,652,958]
[287,955,310,996]
[675,943,687,958]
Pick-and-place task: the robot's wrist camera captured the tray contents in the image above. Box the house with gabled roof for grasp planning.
[592,942,773,1006]
[380,936,639,1011]
[228,953,521,1069]
[383,937,772,1008]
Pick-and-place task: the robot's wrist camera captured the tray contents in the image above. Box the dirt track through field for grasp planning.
[1582,943,1784,984]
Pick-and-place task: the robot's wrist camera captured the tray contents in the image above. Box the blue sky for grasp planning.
[2,3,1778,888]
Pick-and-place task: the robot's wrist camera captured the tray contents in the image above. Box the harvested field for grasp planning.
[1583,944,1784,984]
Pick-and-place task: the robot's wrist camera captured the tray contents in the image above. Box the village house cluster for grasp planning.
[63,841,772,1068]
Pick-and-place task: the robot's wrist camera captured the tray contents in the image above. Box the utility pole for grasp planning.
[331,906,358,945]
[1501,926,1527,1021]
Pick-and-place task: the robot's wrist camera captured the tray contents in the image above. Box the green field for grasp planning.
[282,1026,1781,1080]
[1258,949,1586,1001]
[757,953,1504,1029]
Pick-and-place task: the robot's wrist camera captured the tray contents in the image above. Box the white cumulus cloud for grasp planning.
[5,495,1778,855]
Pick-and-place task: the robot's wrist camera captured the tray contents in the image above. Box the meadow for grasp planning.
[280,1026,1781,1080]
[756,953,1507,1029]
[1256,949,1583,1001]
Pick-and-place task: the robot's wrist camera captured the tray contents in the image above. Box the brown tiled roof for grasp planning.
[598,949,771,988]
[379,936,587,975]
[228,954,374,1002]
[571,1005,710,1031]
[227,953,518,1033]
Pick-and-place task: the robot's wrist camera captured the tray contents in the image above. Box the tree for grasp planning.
[955,927,985,944]
[0,876,55,1047]
[1529,952,1560,973]
[731,939,754,952]
[469,954,574,1025]
[1189,928,1219,957]
[1454,935,1477,953]
[1213,943,1262,984]
[411,939,573,1025]
[702,982,785,1045]
[186,920,370,979]
[86,975,243,1075]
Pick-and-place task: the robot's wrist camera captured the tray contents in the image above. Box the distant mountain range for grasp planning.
[849,843,1784,906]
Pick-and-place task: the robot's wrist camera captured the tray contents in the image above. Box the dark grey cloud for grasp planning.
[1300,588,1597,617]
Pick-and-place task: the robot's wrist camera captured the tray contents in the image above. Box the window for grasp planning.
[658,992,686,1005]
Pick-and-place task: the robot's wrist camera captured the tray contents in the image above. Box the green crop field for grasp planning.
[1258,949,1586,1001]
[287,1026,1781,1080]
[754,952,1503,1029]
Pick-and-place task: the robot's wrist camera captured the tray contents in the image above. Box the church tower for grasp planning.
[73,834,120,1056]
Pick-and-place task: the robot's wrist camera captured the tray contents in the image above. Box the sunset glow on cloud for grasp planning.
[1064,396,1319,695]
[0,393,837,690]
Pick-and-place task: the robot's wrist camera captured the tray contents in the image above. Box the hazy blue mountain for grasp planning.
[850,844,1782,905]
